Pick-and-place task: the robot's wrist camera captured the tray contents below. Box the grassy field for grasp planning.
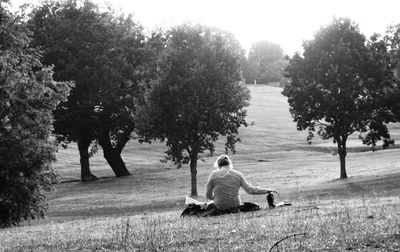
[1,85,400,251]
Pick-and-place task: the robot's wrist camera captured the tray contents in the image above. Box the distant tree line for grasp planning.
[241,41,288,85]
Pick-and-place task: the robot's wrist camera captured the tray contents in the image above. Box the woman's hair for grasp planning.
[214,155,233,169]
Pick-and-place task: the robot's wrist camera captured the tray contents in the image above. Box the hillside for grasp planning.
[47,85,400,218]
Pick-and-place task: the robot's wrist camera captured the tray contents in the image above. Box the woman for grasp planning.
[206,155,277,211]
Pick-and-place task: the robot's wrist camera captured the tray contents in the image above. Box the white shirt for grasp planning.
[205,166,268,210]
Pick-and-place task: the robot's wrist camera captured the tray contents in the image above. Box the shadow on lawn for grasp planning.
[293,172,400,200]
[60,176,116,184]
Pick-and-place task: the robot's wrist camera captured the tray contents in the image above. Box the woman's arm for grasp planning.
[240,172,276,195]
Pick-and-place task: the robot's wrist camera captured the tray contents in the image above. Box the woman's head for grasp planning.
[214,155,233,169]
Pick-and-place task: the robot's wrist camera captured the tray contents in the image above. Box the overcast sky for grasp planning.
[10,0,400,56]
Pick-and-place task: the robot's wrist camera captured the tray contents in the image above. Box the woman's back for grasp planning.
[206,155,272,211]
[207,167,243,210]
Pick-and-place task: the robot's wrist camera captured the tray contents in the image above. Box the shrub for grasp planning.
[0,1,71,227]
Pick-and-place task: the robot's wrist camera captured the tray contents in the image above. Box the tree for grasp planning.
[140,24,250,196]
[282,18,396,179]
[244,41,287,84]
[384,24,400,120]
[29,0,154,180]
[0,1,71,227]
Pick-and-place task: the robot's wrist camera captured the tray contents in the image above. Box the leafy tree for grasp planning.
[384,24,400,119]
[244,41,287,84]
[29,0,154,180]
[282,18,396,179]
[140,24,250,196]
[0,1,71,227]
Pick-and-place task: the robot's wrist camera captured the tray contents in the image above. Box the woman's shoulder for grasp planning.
[209,167,244,177]
[209,168,221,177]
[229,168,245,178]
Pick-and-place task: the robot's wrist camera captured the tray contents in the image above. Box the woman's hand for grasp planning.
[266,189,277,194]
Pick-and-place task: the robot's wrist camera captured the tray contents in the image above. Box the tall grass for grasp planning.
[2,195,399,251]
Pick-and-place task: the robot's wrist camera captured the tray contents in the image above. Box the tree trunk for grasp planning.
[98,132,131,177]
[104,150,130,177]
[337,136,348,179]
[189,156,198,196]
[78,139,97,182]
[339,152,347,179]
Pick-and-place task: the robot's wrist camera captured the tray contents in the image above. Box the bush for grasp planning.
[0,1,71,227]
[0,137,58,227]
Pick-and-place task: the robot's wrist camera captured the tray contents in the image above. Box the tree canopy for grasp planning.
[0,1,71,227]
[283,18,397,179]
[383,24,400,120]
[140,24,250,196]
[29,0,155,180]
[243,41,287,84]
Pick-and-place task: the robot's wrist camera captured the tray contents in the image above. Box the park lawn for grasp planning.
[1,85,400,251]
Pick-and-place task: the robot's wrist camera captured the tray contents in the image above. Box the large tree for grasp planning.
[283,18,396,179]
[384,24,400,119]
[0,1,71,227]
[140,24,250,196]
[29,0,154,180]
[243,41,287,84]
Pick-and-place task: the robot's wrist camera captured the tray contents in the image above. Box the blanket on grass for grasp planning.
[181,202,261,217]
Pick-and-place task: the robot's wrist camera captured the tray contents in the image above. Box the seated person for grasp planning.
[206,155,277,211]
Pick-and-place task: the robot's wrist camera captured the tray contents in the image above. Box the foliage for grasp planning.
[29,0,155,178]
[282,18,397,179]
[383,24,400,120]
[243,41,287,84]
[140,23,250,195]
[0,1,71,227]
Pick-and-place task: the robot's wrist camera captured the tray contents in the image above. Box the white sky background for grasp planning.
[10,0,400,56]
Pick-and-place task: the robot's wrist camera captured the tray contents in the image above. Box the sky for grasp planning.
[10,0,400,56]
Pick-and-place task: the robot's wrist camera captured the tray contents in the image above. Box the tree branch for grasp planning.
[315,120,330,127]
[186,146,192,157]
[268,233,307,252]
[115,125,135,154]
